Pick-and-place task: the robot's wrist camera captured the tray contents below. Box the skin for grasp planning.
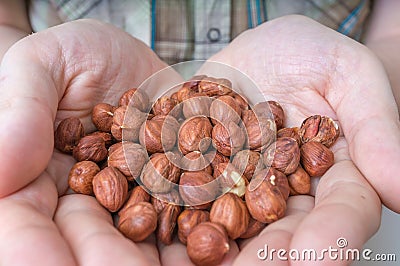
[0,5,399,266]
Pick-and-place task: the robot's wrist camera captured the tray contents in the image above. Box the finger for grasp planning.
[288,160,381,266]
[54,194,159,266]
[0,19,166,196]
[233,196,315,266]
[0,173,75,266]
[159,236,240,266]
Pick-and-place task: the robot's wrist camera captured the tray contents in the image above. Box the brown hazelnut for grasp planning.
[242,109,276,152]
[108,142,148,180]
[209,95,241,125]
[268,167,290,200]
[212,121,245,157]
[119,185,150,215]
[287,166,311,195]
[198,77,232,97]
[72,135,108,163]
[139,115,179,153]
[175,76,205,102]
[245,169,287,223]
[263,137,300,175]
[87,131,113,147]
[182,95,213,118]
[229,91,249,111]
[232,150,264,181]
[118,201,157,242]
[186,222,230,266]
[277,127,301,145]
[157,204,181,245]
[178,116,213,155]
[108,142,123,155]
[68,161,100,195]
[267,101,285,130]
[111,106,147,142]
[299,115,340,148]
[140,152,181,193]
[118,88,149,112]
[180,151,213,174]
[91,103,116,132]
[151,189,182,214]
[179,171,219,209]
[54,117,84,154]
[300,141,334,177]
[152,96,181,118]
[239,217,266,239]
[207,151,230,170]
[177,209,210,245]
[213,162,248,198]
[210,193,250,239]
[92,166,128,212]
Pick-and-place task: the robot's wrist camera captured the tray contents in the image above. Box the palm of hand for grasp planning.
[0,16,399,266]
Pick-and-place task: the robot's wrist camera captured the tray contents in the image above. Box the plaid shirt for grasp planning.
[29,0,372,64]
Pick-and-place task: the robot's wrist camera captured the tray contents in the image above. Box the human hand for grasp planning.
[0,19,169,265]
[197,15,398,265]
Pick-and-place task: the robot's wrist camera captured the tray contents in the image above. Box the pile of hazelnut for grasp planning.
[54,75,339,266]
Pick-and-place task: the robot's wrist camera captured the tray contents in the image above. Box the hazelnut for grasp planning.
[300,141,334,177]
[108,142,122,155]
[140,152,181,193]
[108,142,148,180]
[287,166,311,195]
[179,171,219,209]
[212,121,245,157]
[198,77,232,97]
[209,95,241,125]
[232,150,264,181]
[152,96,181,118]
[299,115,340,148]
[92,166,128,212]
[119,186,150,214]
[157,204,181,245]
[277,127,301,145]
[176,76,205,102]
[240,217,266,239]
[151,189,182,214]
[180,151,213,174]
[268,167,290,200]
[186,222,230,266]
[68,161,100,195]
[210,193,250,239]
[177,209,210,244]
[91,103,116,132]
[213,162,248,198]
[245,169,287,223]
[178,116,213,155]
[267,101,285,130]
[87,131,113,147]
[263,137,300,175]
[139,115,179,153]
[118,88,149,112]
[118,202,157,242]
[242,109,276,152]
[111,106,147,142]
[207,151,230,170]
[182,95,213,118]
[54,117,84,154]
[72,135,108,163]
[229,91,249,111]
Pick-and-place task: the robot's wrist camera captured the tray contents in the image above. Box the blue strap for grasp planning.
[151,0,156,50]
[338,0,365,35]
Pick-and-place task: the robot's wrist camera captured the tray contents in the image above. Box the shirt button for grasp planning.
[207,28,221,43]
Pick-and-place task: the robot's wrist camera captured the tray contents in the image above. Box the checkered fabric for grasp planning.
[29,0,372,64]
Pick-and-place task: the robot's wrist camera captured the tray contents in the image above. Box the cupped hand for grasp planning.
[0,19,168,265]
[200,15,398,265]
